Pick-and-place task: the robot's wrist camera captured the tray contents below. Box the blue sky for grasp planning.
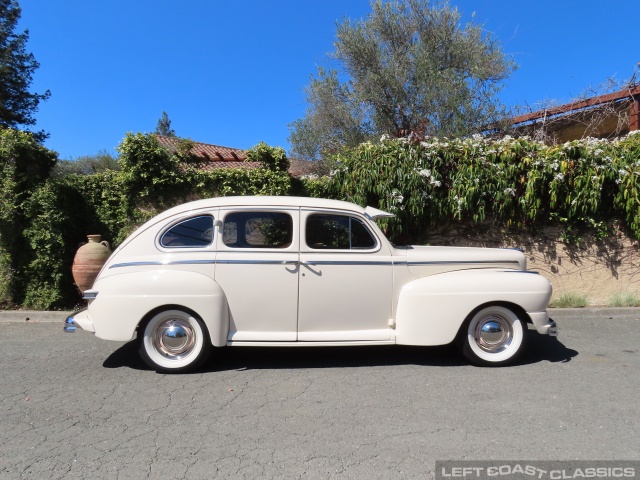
[18,0,639,160]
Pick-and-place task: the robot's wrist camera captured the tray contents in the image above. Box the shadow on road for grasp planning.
[522,332,578,364]
[103,330,578,373]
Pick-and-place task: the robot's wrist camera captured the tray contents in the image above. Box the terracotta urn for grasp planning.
[72,235,111,294]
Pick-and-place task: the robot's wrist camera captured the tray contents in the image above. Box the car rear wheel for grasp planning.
[461,305,528,367]
[139,309,212,373]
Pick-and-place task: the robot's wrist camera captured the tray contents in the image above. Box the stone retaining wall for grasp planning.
[427,225,640,306]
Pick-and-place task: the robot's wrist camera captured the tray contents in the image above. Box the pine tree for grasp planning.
[154,111,176,137]
[0,0,50,139]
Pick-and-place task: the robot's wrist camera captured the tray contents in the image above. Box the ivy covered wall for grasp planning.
[327,132,640,243]
[1,128,640,309]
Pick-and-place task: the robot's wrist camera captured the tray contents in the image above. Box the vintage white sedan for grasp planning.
[66,196,556,372]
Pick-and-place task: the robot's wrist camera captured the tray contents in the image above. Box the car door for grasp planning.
[215,207,300,341]
[297,209,394,341]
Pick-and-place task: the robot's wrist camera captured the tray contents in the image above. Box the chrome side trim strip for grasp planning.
[110,259,521,269]
[400,260,521,266]
[110,260,216,268]
[302,260,393,266]
[216,260,296,265]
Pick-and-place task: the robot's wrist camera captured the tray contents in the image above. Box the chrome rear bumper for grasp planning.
[63,308,94,333]
[64,315,76,333]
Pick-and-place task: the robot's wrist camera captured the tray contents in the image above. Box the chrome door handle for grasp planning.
[280,260,298,265]
[300,260,315,266]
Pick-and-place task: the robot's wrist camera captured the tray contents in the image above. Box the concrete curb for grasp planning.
[548,307,640,320]
[1,307,639,323]
[0,310,72,323]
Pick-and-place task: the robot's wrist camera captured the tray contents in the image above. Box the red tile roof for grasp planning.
[155,135,319,176]
[155,135,261,171]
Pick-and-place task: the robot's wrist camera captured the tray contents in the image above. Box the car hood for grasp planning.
[403,245,526,278]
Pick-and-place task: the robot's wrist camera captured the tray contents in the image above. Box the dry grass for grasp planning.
[549,292,588,308]
[608,292,640,307]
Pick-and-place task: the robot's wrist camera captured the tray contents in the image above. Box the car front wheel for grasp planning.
[139,309,212,373]
[461,305,528,367]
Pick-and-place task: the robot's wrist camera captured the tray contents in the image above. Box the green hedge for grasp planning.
[1,131,297,309]
[17,167,293,309]
[3,129,640,309]
[328,133,640,241]
[0,128,57,307]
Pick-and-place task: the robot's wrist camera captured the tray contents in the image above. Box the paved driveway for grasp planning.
[1,310,639,479]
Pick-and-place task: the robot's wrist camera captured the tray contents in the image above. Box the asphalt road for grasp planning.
[1,310,639,479]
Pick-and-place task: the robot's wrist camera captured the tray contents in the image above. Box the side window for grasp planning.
[223,212,293,248]
[306,214,376,250]
[350,217,377,248]
[160,215,214,248]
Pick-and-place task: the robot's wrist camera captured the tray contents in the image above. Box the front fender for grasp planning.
[88,269,229,346]
[395,269,552,346]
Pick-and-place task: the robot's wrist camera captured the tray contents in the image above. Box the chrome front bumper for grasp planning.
[529,311,558,336]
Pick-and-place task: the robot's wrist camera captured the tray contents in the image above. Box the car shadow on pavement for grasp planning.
[103,330,578,373]
[520,331,578,365]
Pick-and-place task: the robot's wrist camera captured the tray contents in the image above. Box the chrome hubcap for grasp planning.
[153,319,196,359]
[474,314,513,353]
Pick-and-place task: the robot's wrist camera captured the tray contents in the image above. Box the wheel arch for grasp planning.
[137,304,208,335]
[136,301,228,348]
[394,269,548,346]
[454,300,531,344]
[458,302,530,367]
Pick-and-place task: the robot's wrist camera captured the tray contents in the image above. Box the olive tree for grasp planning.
[289,0,515,160]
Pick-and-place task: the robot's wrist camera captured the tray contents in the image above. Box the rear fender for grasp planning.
[88,269,229,346]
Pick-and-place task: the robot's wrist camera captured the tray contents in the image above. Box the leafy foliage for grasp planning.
[289,0,515,160]
[1,133,295,308]
[117,132,183,199]
[0,0,50,139]
[327,132,640,243]
[4,128,640,309]
[188,168,292,198]
[246,142,290,172]
[21,182,80,308]
[52,149,120,177]
[0,127,56,305]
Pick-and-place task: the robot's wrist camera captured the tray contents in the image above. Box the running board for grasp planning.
[227,340,397,347]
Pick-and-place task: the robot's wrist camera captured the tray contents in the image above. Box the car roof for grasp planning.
[146,195,365,223]
[159,196,366,220]
[112,196,387,255]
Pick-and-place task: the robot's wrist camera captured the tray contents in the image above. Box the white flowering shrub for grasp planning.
[326,132,640,242]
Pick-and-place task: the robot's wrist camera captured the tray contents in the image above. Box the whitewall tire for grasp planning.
[461,305,528,367]
[139,309,212,373]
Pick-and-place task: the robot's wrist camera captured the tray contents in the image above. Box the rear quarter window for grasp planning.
[160,215,214,248]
